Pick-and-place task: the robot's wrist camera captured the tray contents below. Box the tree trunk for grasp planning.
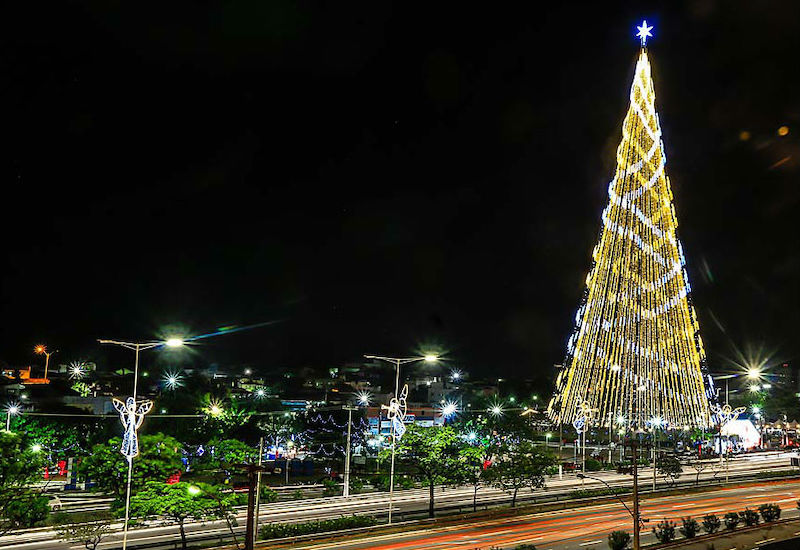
[428,480,435,518]
[473,484,478,513]
[511,487,518,507]
[179,519,187,550]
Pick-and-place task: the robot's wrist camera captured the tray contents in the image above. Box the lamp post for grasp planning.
[98,337,184,550]
[342,405,359,498]
[364,353,438,524]
[34,345,57,380]
[4,403,20,432]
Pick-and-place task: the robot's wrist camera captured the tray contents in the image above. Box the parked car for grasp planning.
[47,495,63,511]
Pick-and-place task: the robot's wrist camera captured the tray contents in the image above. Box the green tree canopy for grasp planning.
[487,440,556,507]
[129,481,235,550]
[0,431,47,533]
[78,433,183,500]
[386,424,466,517]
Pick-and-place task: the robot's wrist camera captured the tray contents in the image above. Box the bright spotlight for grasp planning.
[255,388,266,398]
[6,404,20,415]
[424,354,438,363]
[616,415,626,425]
[450,369,462,381]
[749,384,760,393]
[489,404,504,416]
[747,368,761,380]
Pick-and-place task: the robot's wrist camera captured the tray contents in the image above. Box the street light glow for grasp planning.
[450,369,462,380]
[165,338,185,348]
[468,432,476,441]
[34,344,47,355]
[6,404,20,415]
[616,415,626,425]
[187,485,201,495]
[749,384,760,393]
[424,354,438,363]
[255,388,266,398]
[69,361,87,380]
[30,444,42,453]
[747,367,761,380]
[162,370,184,390]
[440,401,458,418]
[356,391,371,405]
[752,405,761,413]
[489,404,504,416]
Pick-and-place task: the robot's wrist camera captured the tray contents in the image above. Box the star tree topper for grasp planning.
[636,20,653,46]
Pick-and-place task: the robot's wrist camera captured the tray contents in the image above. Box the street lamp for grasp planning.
[98,337,185,550]
[34,344,57,380]
[577,473,646,549]
[364,353,438,524]
[747,367,761,380]
[5,403,20,432]
[356,390,372,406]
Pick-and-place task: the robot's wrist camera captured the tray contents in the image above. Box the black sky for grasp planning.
[2,1,799,385]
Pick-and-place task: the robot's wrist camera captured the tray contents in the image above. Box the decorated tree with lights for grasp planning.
[548,24,715,430]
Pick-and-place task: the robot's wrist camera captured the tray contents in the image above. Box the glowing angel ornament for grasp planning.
[572,399,596,433]
[382,384,409,439]
[713,403,746,426]
[113,397,153,461]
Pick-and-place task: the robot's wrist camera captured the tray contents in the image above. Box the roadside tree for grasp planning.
[388,424,465,517]
[487,441,556,507]
[129,481,235,550]
[78,433,182,501]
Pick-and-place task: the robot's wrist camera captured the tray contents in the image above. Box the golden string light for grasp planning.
[548,48,714,430]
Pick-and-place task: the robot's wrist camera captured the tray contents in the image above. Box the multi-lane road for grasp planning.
[291,479,800,550]
[2,451,797,550]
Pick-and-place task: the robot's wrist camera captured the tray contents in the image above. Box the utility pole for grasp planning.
[342,406,357,498]
[237,463,270,550]
[253,437,264,548]
[632,440,641,550]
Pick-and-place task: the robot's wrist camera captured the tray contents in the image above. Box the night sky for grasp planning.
[2,2,799,385]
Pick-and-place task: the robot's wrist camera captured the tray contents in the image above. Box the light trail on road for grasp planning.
[289,480,800,550]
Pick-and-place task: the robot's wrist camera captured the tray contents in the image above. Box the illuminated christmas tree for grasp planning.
[548,23,715,429]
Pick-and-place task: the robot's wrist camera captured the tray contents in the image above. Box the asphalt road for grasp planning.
[290,479,800,550]
[2,451,796,550]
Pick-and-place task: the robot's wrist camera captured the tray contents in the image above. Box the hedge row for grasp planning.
[260,514,378,539]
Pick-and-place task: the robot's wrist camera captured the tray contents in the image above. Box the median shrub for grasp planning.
[702,513,721,534]
[724,512,740,530]
[680,516,699,539]
[607,530,630,550]
[322,479,340,497]
[585,458,603,472]
[758,503,781,522]
[739,508,760,526]
[260,515,378,539]
[652,519,676,543]
[348,477,365,495]
[260,486,279,503]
